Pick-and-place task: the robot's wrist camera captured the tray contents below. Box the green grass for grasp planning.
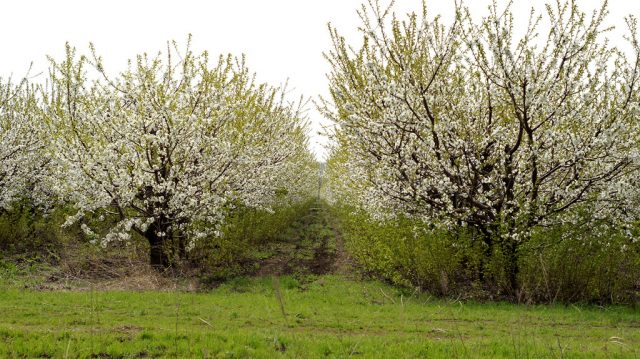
[0,275,638,358]
[1,202,638,357]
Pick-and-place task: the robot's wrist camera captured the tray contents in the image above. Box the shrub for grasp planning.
[191,199,316,282]
[335,204,640,304]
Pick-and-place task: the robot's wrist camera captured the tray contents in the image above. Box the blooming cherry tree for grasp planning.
[322,0,640,288]
[44,41,313,267]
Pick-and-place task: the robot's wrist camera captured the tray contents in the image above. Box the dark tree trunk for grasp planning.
[177,236,187,260]
[174,218,188,261]
[477,225,494,282]
[145,222,170,269]
[500,238,520,295]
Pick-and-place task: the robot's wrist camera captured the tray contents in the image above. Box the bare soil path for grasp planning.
[255,201,352,277]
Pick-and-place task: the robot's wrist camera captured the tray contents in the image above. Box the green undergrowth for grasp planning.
[192,198,321,281]
[333,205,640,304]
[0,275,638,358]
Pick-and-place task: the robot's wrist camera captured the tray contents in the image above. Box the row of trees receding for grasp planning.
[2,0,639,301]
[322,0,640,296]
[1,39,317,268]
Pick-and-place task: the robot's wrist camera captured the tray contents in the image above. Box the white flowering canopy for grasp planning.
[0,78,43,210]
[42,40,315,265]
[322,0,640,239]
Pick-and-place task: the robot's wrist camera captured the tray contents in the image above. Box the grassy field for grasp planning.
[0,275,639,358]
[1,205,638,358]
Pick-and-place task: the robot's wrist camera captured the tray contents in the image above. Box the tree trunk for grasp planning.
[177,236,187,260]
[501,238,519,295]
[145,223,170,269]
[477,226,494,282]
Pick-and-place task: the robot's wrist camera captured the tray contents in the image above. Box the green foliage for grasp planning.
[192,199,317,281]
[0,197,325,289]
[336,205,482,296]
[519,224,640,304]
[0,201,68,258]
[334,205,640,304]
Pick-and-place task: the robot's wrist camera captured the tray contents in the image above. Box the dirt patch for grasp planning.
[25,250,200,292]
[256,254,294,277]
[308,235,334,275]
[254,203,351,278]
[329,217,354,275]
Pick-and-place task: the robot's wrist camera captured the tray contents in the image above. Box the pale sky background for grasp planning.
[1,0,638,160]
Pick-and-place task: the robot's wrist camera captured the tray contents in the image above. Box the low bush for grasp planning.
[334,205,640,304]
[190,198,317,282]
[0,201,67,259]
[1,197,318,285]
[519,224,640,304]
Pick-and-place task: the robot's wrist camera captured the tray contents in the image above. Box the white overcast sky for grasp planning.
[1,0,638,160]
